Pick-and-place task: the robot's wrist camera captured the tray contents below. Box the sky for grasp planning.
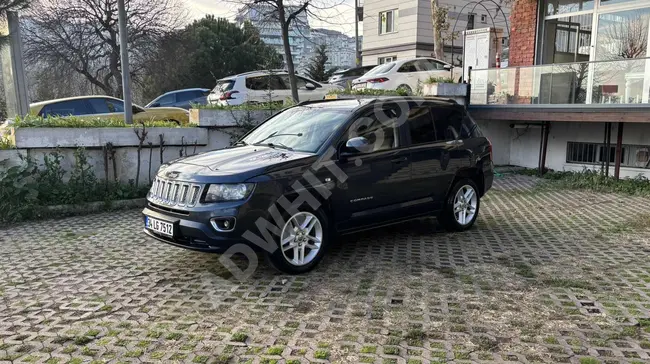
[185,0,361,36]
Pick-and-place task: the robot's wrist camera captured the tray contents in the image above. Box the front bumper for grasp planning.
[142,201,268,253]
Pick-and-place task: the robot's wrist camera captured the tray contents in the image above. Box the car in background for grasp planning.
[145,88,210,110]
[207,70,342,106]
[30,96,190,124]
[327,65,375,87]
[351,57,462,94]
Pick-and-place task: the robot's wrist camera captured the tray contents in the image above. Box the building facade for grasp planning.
[361,0,511,66]
[309,28,359,70]
[469,0,650,178]
[236,5,311,70]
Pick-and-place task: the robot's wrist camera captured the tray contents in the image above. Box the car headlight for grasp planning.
[204,183,254,202]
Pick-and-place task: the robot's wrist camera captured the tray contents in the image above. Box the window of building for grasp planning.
[379,9,398,34]
[378,56,397,64]
[564,141,650,168]
[545,0,594,16]
[467,14,475,30]
[480,14,487,23]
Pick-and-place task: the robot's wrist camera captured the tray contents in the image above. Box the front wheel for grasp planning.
[266,208,329,274]
[439,179,480,231]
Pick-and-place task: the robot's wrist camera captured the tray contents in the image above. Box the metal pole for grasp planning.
[605,122,611,177]
[354,0,360,66]
[1,12,29,118]
[118,0,133,124]
[614,122,624,180]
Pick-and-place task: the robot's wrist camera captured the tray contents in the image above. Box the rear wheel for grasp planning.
[266,208,330,274]
[439,178,480,231]
[397,84,412,95]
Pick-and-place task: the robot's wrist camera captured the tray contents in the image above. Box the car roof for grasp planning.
[30,95,121,108]
[299,96,458,110]
[218,70,288,81]
[161,88,209,95]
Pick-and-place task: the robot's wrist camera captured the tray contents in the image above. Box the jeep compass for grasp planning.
[143,97,493,274]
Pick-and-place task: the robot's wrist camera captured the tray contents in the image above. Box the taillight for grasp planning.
[219,90,239,100]
[487,138,493,161]
[367,77,389,83]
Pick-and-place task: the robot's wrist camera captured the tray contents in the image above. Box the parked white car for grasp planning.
[207,71,342,106]
[351,57,462,94]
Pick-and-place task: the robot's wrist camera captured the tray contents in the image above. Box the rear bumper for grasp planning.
[483,161,494,195]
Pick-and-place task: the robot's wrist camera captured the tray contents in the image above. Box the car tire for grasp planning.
[397,84,412,95]
[266,207,330,274]
[439,178,481,232]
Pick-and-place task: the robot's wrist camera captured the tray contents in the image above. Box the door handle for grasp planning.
[391,156,408,163]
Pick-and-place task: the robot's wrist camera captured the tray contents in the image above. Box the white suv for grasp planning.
[351,57,462,94]
[207,71,342,106]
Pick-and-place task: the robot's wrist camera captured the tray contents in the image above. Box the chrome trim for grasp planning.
[210,217,236,232]
[147,177,204,208]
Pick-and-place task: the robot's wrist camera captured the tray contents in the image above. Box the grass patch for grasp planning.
[230,332,248,342]
[579,358,600,364]
[314,349,330,359]
[383,346,400,355]
[514,262,536,278]
[360,346,377,353]
[541,278,594,290]
[266,346,284,355]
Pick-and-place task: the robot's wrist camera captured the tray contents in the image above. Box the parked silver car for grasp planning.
[327,66,375,87]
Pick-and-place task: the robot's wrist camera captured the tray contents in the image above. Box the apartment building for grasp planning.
[361,0,510,66]
[309,28,359,69]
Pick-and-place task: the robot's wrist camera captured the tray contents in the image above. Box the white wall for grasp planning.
[476,120,650,179]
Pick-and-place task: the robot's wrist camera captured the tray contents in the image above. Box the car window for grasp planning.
[245,76,269,90]
[407,107,436,144]
[213,80,234,93]
[106,99,124,113]
[349,108,400,153]
[431,107,464,141]
[432,60,448,70]
[365,63,395,76]
[87,98,111,113]
[462,111,482,138]
[39,99,92,117]
[415,60,435,71]
[157,93,176,105]
[176,91,201,102]
[397,61,417,73]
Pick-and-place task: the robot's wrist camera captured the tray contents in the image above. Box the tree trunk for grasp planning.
[431,0,444,60]
[277,5,300,103]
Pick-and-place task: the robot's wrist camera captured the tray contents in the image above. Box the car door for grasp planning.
[86,97,127,121]
[430,105,468,196]
[396,60,418,89]
[174,91,201,109]
[155,93,176,107]
[332,103,412,231]
[406,104,452,210]
[296,76,325,101]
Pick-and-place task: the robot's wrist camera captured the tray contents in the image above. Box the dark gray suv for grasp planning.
[143,97,493,274]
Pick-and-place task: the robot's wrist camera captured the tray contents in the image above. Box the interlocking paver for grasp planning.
[1,175,649,363]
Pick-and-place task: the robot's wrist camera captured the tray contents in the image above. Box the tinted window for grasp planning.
[407,107,436,144]
[431,107,464,141]
[176,91,202,102]
[87,98,110,113]
[349,108,399,153]
[461,112,482,138]
[40,99,92,117]
[398,61,417,73]
[247,75,288,90]
[106,99,124,113]
[157,93,176,105]
[415,60,435,71]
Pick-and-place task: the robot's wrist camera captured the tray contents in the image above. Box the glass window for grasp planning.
[431,107,463,141]
[467,14,475,30]
[242,107,351,153]
[40,99,92,117]
[349,108,399,153]
[595,9,650,61]
[176,91,200,102]
[213,80,234,93]
[106,99,124,113]
[407,107,436,144]
[87,98,110,114]
[246,76,269,90]
[542,14,592,64]
[366,63,395,75]
[379,10,397,34]
[545,0,593,16]
[378,56,397,64]
[398,61,417,73]
[157,93,176,105]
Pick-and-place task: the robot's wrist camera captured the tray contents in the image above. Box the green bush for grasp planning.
[13,115,189,128]
[517,168,650,196]
[424,76,456,84]
[191,100,291,110]
[327,88,409,96]
[0,148,149,224]
[0,134,14,149]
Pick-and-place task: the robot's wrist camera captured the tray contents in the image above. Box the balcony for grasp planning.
[468,57,650,122]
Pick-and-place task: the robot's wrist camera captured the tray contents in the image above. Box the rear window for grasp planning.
[365,63,395,76]
[212,80,234,93]
[462,112,483,138]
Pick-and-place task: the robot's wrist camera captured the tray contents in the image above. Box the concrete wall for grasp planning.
[476,119,650,179]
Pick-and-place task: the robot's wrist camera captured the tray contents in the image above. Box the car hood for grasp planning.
[159,145,316,183]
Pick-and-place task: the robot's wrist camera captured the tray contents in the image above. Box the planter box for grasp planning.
[190,109,275,127]
[422,83,468,105]
[12,127,209,149]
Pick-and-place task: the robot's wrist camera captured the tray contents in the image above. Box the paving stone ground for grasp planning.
[1,175,650,364]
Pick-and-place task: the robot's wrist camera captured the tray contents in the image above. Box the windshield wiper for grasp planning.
[255,132,303,144]
[253,142,294,151]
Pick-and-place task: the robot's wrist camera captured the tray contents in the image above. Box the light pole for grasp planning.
[117,0,133,124]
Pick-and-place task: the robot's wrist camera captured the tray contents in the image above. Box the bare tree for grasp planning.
[234,0,344,102]
[22,0,186,98]
[598,14,649,60]
[431,0,447,60]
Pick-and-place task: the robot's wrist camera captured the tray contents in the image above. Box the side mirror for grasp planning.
[344,136,371,154]
[443,64,452,70]
[305,82,316,90]
[150,102,161,107]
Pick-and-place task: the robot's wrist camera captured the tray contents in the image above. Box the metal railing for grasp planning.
[470,57,650,106]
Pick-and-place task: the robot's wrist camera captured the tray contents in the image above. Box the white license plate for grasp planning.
[145,216,174,236]
[352,83,366,89]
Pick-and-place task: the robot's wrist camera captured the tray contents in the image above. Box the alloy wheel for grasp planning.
[280,212,323,266]
[453,185,478,225]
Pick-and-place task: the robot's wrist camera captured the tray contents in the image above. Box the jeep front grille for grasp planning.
[148,178,203,207]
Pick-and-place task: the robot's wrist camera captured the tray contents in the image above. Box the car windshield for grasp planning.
[242,106,350,153]
[364,63,395,77]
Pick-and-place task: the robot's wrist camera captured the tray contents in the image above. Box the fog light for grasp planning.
[210,217,236,232]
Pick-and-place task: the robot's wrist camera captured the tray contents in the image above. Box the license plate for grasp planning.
[325,94,338,100]
[145,216,174,236]
[352,83,366,89]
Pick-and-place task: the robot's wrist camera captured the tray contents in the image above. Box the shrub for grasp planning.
[327,88,409,96]
[516,168,650,196]
[0,134,14,149]
[424,76,456,84]
[13,115,188,128]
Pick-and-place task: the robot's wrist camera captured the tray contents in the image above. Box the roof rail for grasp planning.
[297,98,349,106]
